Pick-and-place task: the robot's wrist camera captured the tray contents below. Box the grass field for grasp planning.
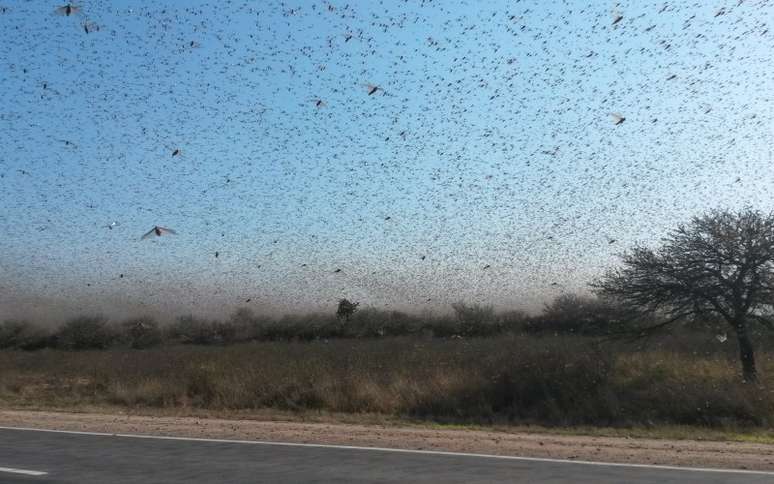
[1,334,773,433]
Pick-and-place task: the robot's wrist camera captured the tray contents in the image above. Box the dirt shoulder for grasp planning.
[1,409,774,471]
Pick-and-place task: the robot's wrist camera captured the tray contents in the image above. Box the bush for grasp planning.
[55,315,115,350]
[485,341,617,424]
[527,294,633,335]
[421,314,460,337]
[0,301,678,352]
[0,320,50,350]
[166,315,219,345]
[229,307,268,342]
[119,316,162,349]
[263,313,340,341]
[348,308,422,337]
[451,302,501,337]
[499,310,528,333]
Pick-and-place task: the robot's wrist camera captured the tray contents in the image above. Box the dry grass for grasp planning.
[1,334,773,430]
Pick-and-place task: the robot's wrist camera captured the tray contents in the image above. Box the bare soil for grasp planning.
[1,409,774,471]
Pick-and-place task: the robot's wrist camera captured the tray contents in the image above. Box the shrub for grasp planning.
[55,315,115,350]
[120,316,162,349]
[229,307,268,342]
[485,341,617,424]
[268,313,340,341]
[422,314,460,337]
[499,310,528,333]
[166,315,219,345]
[349,308,422,337]
[528,294,632,335]
[451,302,500,337]
[0,320,50,350]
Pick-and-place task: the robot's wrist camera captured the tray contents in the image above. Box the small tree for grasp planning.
[592,209,774,382]
[336,298,359,323]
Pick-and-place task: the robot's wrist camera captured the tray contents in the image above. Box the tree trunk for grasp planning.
[734,321,757,383]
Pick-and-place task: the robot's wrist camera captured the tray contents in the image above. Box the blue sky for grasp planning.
[1,0,773,322]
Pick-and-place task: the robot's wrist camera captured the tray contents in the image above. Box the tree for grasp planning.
[592,209,774,382]
[336,298,359,322]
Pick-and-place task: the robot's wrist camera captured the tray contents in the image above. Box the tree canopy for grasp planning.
[593,208,774,382]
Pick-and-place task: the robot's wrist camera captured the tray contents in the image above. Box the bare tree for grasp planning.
[592,209,774,382]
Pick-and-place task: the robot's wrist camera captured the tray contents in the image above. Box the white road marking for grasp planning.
[0,466,47,476]
[1,425,773,476]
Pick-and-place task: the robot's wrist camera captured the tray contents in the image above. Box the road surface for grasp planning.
[1,427,772,483]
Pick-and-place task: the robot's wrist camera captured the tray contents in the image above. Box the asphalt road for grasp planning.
[1,427,773,483]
